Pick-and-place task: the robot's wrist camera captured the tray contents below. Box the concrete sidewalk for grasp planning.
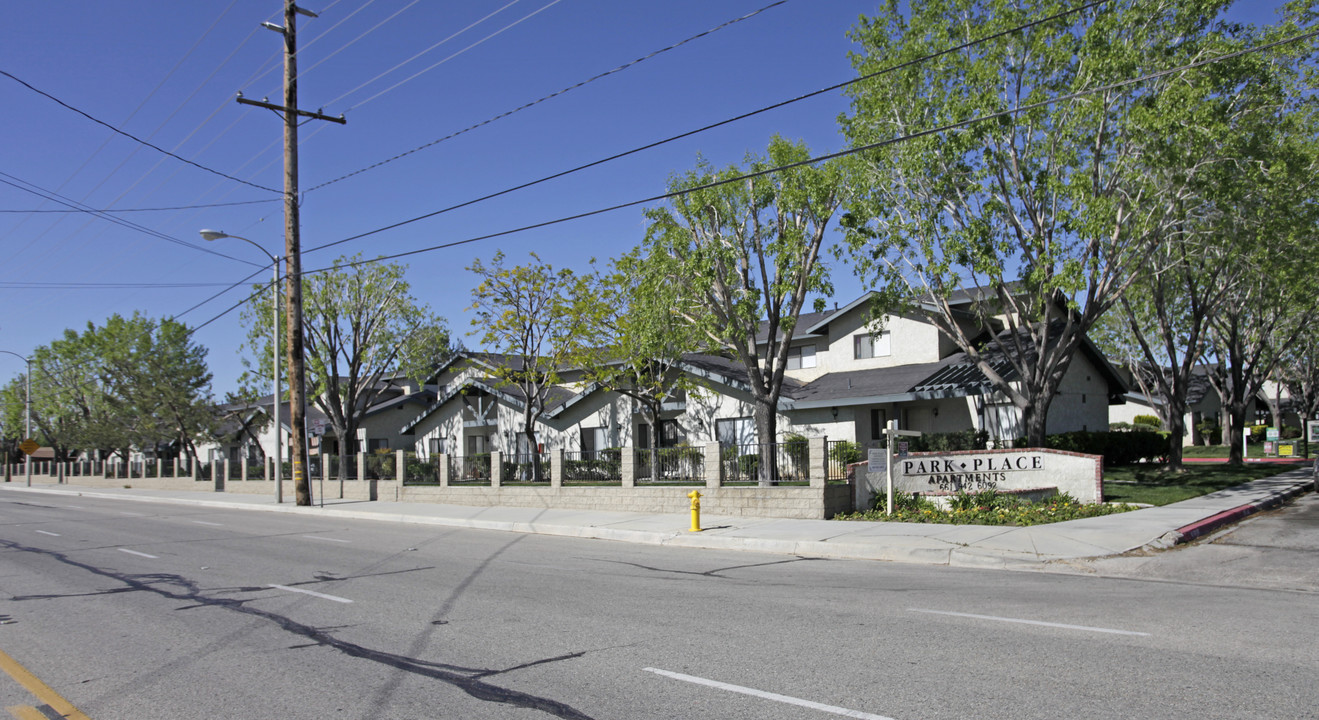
[4,469,1313,569]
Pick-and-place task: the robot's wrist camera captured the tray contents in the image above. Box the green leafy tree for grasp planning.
[4,314,216,463]
[643,137,847,485]
[583,247,705,478]
[91,313,218,461]
[241,255,450,482]
[837,0,1238,447]
[467,251,604,479]
[1092,16,1315,469]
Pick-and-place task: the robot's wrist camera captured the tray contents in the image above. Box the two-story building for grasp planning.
[399,292,1127,459]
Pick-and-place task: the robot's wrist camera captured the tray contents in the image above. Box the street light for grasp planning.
[200,229,285,503]
[0,350,32,487]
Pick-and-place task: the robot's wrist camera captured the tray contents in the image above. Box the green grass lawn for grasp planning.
[1103,462,1306,505]
[1182,444,1310,459]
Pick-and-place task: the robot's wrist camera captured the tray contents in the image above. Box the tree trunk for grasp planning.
[1163,399,1188,471]
[753,400,777,487]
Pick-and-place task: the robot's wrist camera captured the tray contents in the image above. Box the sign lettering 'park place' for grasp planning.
[901,453,1044,492]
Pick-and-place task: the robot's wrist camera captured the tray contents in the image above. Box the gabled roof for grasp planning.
[399,376,577,435]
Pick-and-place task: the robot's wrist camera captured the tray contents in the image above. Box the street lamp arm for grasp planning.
[199,229,279,265]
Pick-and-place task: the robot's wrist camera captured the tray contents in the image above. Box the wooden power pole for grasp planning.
[238,1,344,506]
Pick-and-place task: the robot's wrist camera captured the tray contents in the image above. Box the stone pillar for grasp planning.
[357,452,366,482]
[396,449,405,484]
[490,451,502,487]
[704,443,722,488]
[438,453,450,487]
[241,457,249,483]
[808,437,827,488]
[550,449,563,488]
[620,447,636,488]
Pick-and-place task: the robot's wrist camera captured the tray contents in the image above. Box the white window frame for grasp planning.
[853,331,891,360]
[786,345,817,370]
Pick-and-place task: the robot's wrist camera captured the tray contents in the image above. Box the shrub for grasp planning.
[1282,425,1301,439]
[1109,421,1132,431]
[910,429,989,453]
[783,433,809,459]
[1016,430,1167,466]
[837,489,1137,525]
[1195,420,1222,445]
[829,440,863,466]
[1132,414,1162,430]
[1249,424,1269,444]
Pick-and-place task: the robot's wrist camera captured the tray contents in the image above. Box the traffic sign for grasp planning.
[18,439,39,455]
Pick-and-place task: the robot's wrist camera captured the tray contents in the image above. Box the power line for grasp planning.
[0,172,264,267]
[0,198,280,214]
[304,0,1109,255]
[0,282,241,289]
[305,0,791,193]
[304,26,1319,275]
[334,0,566,113]
[0,69,282,195]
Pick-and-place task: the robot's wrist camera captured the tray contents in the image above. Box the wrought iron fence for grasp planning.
[561,449,621,484]
[453,454,491,484]
[721,441,809,484]
[402,452,439,484]
[503,452,547,483]
[826,439,865,482]
[363,452,395,480]
[635,447,703,484]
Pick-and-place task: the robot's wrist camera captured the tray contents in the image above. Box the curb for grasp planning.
[1164,478,1315,545]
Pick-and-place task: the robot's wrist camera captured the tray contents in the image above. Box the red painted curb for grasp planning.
[1173,482,1313,542]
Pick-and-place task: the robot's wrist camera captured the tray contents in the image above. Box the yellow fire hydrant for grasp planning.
[688,490,702,532]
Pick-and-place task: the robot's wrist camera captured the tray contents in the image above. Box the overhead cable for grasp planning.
[306,0,791,192]
[0,70,282,195]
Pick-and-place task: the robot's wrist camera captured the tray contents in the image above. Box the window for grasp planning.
[786,345,817,370]
[716,417,755,447]
[853,332,890,359]
[580,426,608,453]
[368,438,390,452]
[428,437,447,455]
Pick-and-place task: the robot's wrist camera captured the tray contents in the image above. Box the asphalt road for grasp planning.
[1047,491,1319,592]
[2,493,1316,719]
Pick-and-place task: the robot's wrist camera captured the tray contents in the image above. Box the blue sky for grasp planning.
[0,0,1295,399]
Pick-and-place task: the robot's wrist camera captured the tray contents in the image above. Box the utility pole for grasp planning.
[238,1,344,506]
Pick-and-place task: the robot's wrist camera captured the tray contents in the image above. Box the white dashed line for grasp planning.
[118,548,159,559]
[35,530,60,537]
[192,520,224,526]
[908,609,1150,636]
[644,668,897,719]
[301,535,349,543]
[268,584,353,604]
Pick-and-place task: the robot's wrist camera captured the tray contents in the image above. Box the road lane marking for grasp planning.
[118,549,158,559]
[301,535,349,543]
[119,512,144,516]
[644,668,896,720]
[191,520,224,527]
[0,647,93,720]
[268,584,353,604]
[34,531,59,537]
[908,609,1150,636]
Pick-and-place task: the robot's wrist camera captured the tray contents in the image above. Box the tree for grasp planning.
[643,137,846,485]
[241,255,450,486]
[1090,16,1312,469]
[837,0,1238,446]
[91,313,218,461]
[582,247,704,479]
[467,251,603,479]
[4,313,217,463]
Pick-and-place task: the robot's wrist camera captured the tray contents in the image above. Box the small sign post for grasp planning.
[883,420,922,516]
